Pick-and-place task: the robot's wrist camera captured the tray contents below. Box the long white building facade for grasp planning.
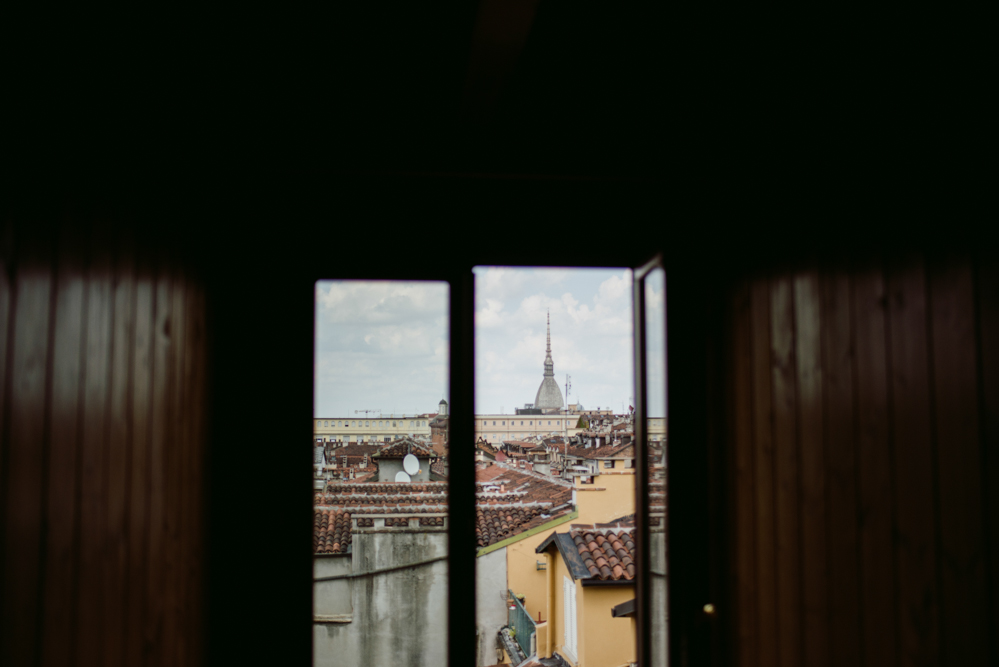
[314,415,432,443]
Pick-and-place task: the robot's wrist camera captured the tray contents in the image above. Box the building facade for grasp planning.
[314,415,432,443]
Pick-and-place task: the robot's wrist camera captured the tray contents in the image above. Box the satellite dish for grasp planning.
[395,471,412,483]
[403,454,419,475]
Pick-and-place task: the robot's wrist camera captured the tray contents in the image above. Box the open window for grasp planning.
[311,259,667,667]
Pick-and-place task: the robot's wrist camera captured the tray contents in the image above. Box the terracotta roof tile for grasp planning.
[314,509,352,554]
[568,524,636,581]
[473,462,574,549]
[375,438,435,459]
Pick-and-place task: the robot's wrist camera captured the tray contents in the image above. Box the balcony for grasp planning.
[507,589,537,658]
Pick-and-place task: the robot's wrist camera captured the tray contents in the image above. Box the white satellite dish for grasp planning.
[394,471,412,483]
[403,454,420,475]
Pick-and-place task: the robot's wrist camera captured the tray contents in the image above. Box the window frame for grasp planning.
[311,259,665,667]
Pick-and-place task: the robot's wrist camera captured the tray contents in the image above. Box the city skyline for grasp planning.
[313,268,636,417]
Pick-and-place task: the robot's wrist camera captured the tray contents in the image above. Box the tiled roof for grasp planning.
[375,438,435,459]
[474,462,574,549]
[562,443,634,460]
[316,481,448,512]
[430,459,448,477]
[314,481,450,553]
[569,524,636,581]
[314,509,352,554]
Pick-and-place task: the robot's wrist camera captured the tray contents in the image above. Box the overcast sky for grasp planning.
[314,280,450,417]
[314,268,645,418]
[474,267,634,414]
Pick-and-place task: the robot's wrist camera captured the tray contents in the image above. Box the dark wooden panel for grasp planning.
[886,254,939,667]
[730,281,757,666]
[0,225,54,666]
[794,270,828,667]
[750,278,777,667]
[928,255,988,663]
[819,266,861,666]
[853,259,896,667]
[125,257,155,667]
[976,254,999,664]
[770,274,801,667]
[144,253,174,661]
[0,221,13,555]
[39,219,88,667]
[162,264,187,667]
[76,220,114,667]
[102,224,136,667]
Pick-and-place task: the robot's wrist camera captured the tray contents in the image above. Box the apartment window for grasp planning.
[606,460,616,469]
[501,421,505,426]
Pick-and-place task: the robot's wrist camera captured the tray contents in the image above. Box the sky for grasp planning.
[473,266,634,414]
[314,268,644,418]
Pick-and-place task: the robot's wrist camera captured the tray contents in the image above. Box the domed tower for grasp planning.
[438,398,448,416]
[534,310,565,412]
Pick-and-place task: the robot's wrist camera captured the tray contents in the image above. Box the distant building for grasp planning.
[430,399,449,454]
[533,311,565,413]
[313,415,431,443]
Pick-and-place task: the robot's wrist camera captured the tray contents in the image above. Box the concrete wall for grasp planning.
[313,517,448,667]
[475,548,508,667]
[377,457,431,482]
[314,555,352,620]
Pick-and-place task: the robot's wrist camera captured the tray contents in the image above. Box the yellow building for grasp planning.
[478,447,638,666]
[535,520,637,667]
[313,415,431,443]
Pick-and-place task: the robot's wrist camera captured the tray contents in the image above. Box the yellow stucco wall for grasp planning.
[507,530,553,624]
[577,583,636,667]
[575,469,635,524]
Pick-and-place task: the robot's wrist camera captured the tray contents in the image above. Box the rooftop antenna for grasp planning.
[355,409,381,417]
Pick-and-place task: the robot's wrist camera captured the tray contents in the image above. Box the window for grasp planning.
[314,263,666,667]
[563,576,577,660]
[606,460,616,469]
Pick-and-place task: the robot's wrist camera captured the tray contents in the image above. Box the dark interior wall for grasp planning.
[0,208,208,667]
[720,250,999,666]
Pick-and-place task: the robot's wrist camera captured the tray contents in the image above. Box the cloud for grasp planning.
[473,267,634,414]
[314,280,449,416]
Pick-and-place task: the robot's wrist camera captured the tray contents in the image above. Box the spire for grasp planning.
[543,310,554,377]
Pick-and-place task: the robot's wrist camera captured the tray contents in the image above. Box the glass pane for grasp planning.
[313,280,449,667]
[472,266,636,667]
[644,266,668,666]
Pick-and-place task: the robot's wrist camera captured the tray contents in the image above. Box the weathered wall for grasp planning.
[476,547,508,666]
[314,555,352,620]
[313,518,448,667]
